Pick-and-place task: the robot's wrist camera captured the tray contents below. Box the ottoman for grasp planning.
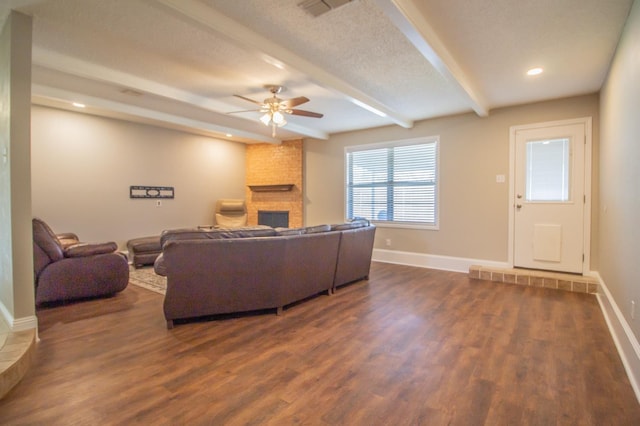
[126,236,162,268]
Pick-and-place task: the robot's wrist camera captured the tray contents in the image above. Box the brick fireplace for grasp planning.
[245,139,303,228]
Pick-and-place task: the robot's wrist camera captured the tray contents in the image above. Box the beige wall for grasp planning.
[0,11,35,328]
[599,0,640,339]
[305,94,599,264]
[31,106,247,249]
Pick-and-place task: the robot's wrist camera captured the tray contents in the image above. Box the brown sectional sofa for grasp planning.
[154,220,376,328]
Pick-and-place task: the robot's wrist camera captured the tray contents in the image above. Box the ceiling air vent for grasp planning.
[298,0,352,17]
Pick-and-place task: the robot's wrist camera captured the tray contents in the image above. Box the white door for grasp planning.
[513,122,587,273]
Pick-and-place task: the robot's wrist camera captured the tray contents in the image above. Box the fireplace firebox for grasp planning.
[258,211,289,228]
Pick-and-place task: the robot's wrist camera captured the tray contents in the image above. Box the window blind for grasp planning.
[346,138,438,226]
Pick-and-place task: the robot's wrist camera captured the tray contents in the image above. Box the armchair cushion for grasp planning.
[218,200,246,212]
[32,217,64,262]
[215,213,248,228]
[214,199,247,228]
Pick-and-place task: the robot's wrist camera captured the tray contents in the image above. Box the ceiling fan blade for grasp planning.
[234,94,263,105]
[289,109,323,118]
[282,96,309,108]
[226,108,261,114]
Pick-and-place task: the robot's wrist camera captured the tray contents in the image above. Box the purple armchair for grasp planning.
[32,218,129,305]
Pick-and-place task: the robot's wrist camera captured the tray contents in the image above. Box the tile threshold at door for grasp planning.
[469,265,598,294]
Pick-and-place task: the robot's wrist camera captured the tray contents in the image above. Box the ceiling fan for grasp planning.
[229,85,323,137]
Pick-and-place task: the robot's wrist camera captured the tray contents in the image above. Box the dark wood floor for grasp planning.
[2,262,639,425]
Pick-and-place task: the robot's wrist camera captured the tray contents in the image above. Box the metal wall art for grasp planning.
[130,186,174,199]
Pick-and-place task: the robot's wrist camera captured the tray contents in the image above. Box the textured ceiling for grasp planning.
[11,0,634,143]
[414,0,633,106]
[207,0,463,116]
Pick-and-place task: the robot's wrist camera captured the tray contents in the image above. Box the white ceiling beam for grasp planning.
[1,0,46,22]
[155,0,414,129]
[375,0,490,117]
[32,85,283,144]
[32,48,328,140]
[33,47,231,110]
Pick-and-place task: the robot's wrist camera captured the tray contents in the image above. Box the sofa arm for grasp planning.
[64,242,118,258]
[56,233,80,248]
[56,232,79,240]
[153,253,167,276]
[35,253,129,304]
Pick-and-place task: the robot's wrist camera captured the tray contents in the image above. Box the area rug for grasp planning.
[129,266,166,295]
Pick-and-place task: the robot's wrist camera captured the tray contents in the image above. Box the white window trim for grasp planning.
[344,136,440,230]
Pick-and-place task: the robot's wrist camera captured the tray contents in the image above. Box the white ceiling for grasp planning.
[6,0,634,143]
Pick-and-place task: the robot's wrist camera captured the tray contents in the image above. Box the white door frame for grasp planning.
[507,117,592,275]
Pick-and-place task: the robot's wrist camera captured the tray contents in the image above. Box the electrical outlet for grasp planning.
[156,200,162,207]
[632,300,636,320]
[385,238,391,247]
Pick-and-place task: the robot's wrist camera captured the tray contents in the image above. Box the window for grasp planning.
[525,138,571,202]
[345,137,439,228]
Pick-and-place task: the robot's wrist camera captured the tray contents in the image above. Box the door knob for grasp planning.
[517,194,523,199]
[516,204,522,209]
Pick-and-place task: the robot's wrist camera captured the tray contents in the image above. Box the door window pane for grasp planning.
[525,138,570,201]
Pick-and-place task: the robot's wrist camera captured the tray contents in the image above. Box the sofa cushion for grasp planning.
[215,227,277,239]
[160,228,208,247]
[161,226,276,247]
[331,219,370,231]
[304,224,332,234]
[275,227,306,236]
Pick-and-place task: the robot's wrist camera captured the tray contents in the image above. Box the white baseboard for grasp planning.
[0,301,38,332]
[372,248,510,273]
[594,272,640,404]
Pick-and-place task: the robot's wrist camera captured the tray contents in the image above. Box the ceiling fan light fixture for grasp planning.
[260,113,271,125]
[272,111,286,125]
[232,85,322,137]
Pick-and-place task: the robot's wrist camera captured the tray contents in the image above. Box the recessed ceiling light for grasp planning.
[72,102,86,108]
[226,133,233,138]
[526,67,543,76]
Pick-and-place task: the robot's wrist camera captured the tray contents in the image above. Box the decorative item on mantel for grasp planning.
[130,186,174,199]
[248,184,295,192]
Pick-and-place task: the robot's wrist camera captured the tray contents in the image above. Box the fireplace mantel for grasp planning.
[248,184,295,192]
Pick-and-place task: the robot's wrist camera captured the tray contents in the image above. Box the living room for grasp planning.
[2,0,640,422]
